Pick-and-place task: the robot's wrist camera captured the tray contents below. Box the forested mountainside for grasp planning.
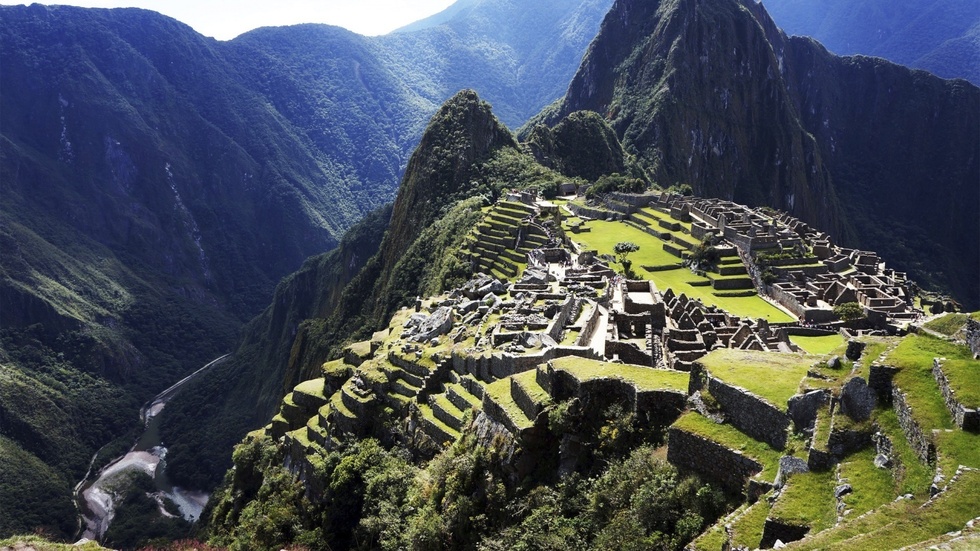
[532,0,980,309]
[0,0,611,539]
[763,0,980,85]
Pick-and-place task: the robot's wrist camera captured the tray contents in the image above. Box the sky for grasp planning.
[1,0,459,39]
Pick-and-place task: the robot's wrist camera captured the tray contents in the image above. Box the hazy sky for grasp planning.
[1,0,458,39]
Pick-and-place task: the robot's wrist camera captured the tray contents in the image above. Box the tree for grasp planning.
[614,242,640,265]
[834,302,865,322]
[614,241,640,279]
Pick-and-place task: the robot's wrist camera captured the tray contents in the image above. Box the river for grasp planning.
[74,354,230,542]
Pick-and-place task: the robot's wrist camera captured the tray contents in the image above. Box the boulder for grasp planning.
[845,340,866,361]
[413,307,454,342]
[775,456,809,488]
[840,377,876,422]
[827,355,842,370]
[788,389,829,432]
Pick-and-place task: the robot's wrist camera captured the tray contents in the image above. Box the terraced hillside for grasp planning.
[216,194,979,550]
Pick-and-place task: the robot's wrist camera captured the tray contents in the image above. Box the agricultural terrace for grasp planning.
[789,334,846,355]
[883,334,976,431]
[698,349,813,409]
[566,218,794,322]
[549,357,690,392]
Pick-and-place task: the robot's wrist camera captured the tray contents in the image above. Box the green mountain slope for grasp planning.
[763,0,980,85]
[534,0,980,308]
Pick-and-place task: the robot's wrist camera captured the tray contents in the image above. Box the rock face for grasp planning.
[539,0,980,308]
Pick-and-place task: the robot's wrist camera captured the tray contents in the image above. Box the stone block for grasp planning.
[840,377,876,422]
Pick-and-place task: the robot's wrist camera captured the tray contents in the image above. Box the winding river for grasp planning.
[74,354,230,542]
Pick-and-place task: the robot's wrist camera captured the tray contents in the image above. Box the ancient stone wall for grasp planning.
[567,202,623,221]
[667,427,763,494]
[711,277,755,291]
[761,519,809,548]
[708,377,790,449]
[868,364,898,403]
[609,191,658,207]
[892,386,934,464]
[606,340,653,366]
[932,358,979,431]
[511,377,543,420]
[547,296,578,342]
[635,389,687,426]
[966,319,980,358]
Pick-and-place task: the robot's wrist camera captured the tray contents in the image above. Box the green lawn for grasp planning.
[550,356,690,392]
[671,412,782,480]
[937,358,980,408]
[873,407,934,495]
[698,349,813,409]
[512,370,552,405]
[791,334,846,355]
[484,378,534,430]
[568,219,793,322]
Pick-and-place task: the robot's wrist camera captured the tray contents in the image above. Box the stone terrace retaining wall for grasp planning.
[667,427,763,494]
[608,191,658,207]
[691,363,790,449]
[966,319,980,358]
[892,386,934,464]
[933,358,979,431]
[567,202,623,221]
[606,340,653,366]
[869,364,898,403]
[541,366,686,426]
[547,296,579,343]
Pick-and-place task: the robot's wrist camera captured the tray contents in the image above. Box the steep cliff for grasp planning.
[539,0,979,307]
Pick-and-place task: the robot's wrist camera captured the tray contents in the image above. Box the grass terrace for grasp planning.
[484,377,534,431]
[938,358,980,409]
[568,219,793,322]
[671,412,782,481]
[785,470,980,550]
[884,334,975,432]
[549,357,690,392]
[837,447,896,517]
[935,430,980,475]
[698,349,814,409]
[873,407,934,495]
[922,312,980,337]
[790,334,846,355]
[769,469,837,534]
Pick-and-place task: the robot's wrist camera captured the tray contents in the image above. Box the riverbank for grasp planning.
[75,354,230,543]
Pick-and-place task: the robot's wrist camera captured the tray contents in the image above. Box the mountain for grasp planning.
[383,0,616,126]
[0,0,611,539]
[762,0,980,85]
[531,0,980,309]
[159,90,577,490]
